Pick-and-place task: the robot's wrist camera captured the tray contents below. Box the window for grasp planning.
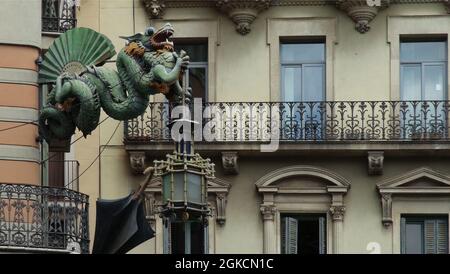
[164,221,208,254]
[48,151,65,188]
[175,40,208,102]
[280,41,325,140]
[401,215,449,254]
[42,0,77,33]
[280,214,326,254]
[400,39,448,137]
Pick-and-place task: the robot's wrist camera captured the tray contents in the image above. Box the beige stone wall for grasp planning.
[75,1,450,253]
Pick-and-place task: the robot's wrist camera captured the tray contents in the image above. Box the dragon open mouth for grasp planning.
[150,23,174,51]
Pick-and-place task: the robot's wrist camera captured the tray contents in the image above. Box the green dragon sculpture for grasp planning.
[39,23,190,142]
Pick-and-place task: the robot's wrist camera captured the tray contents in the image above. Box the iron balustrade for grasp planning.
[42,0,77,33]
[48,160,80,191]
[124,101,450,143]
[0,183,89,253]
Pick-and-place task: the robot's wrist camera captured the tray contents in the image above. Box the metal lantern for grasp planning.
[154,119,215,223]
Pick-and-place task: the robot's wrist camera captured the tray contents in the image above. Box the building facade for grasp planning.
[76,0,450,254]
[19,0,450,254]
[0,0,88,254]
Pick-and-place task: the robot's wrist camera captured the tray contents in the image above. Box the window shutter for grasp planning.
[281,217,298,254]
[400,217,406,254]
[436,219,448,254]
[204,223,209,254]
[424,219,437,254]
[319,216,326,254]
[163,221,172,254]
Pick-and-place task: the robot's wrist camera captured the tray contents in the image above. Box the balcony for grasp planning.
[0,183,89,254]
[124,101,450,156]
[42,0,77,33]
[48,160,80,192]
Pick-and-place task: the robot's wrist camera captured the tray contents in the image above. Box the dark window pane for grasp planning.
[190,222,205,254]
[280,213,326,254]
[170,221,205,254]
[175,42,208,62]
[189,67,207,100]
[170,222,185,254]
[48,152,65,188]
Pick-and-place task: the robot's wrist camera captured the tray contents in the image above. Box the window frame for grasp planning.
[280,42,326,103]
[163,220,209,254]
[400,40,448,101]
[174,39,209,102]
[280,213,327,254]
[400,215,449,254]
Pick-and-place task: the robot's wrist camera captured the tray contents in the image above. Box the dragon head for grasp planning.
[150,23,175,51]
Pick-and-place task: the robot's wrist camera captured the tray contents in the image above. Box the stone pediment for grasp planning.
[256,165,350,194]
[377,167,450,194]
[376,167,450,227]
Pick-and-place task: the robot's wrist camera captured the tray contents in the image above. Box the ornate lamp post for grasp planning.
[153,70,215,245]
[154,136,214,224]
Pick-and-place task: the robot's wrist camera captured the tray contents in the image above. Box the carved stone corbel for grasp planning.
[215,193,228,225]
[129,151,146,174]
[142,0,166,19]
[337,0,389,33]
[208,178,231,225]
[216,0,271,35]
[260,204,277,221]
[221,151,239,175]
[329,205,346,221]
[380,193,392,227]
[368,151,384,175]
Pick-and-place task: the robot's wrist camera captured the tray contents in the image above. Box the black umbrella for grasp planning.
[92,168,155,254]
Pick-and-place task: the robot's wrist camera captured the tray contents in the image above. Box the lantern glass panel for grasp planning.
[162,173,185,202]
[173,173,185,202]
[162,173,171,203]
[187,172,202,204]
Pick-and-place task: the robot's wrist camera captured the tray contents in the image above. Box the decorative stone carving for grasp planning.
[142,0,166,19]
[445,0,450,13]
[337,0,389,33]
[329,205,346,221]
[215,193,227,225]
[221,151,239,175]
[377,167,450,227]
[260,204,277,220]
[208,178,231,225]
[380,193,392,227]
[368,151,384,175]
[144,192,157,229]
[129,151,146,174]
[216,0,271,35]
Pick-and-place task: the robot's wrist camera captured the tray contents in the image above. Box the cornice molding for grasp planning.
[142,1,449,33]
[150,0,446,9]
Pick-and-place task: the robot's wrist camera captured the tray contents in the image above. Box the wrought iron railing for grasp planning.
[124,101,450,143]
[42,0,77,33]
[48,160,80,191]
[0,183,89,253]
